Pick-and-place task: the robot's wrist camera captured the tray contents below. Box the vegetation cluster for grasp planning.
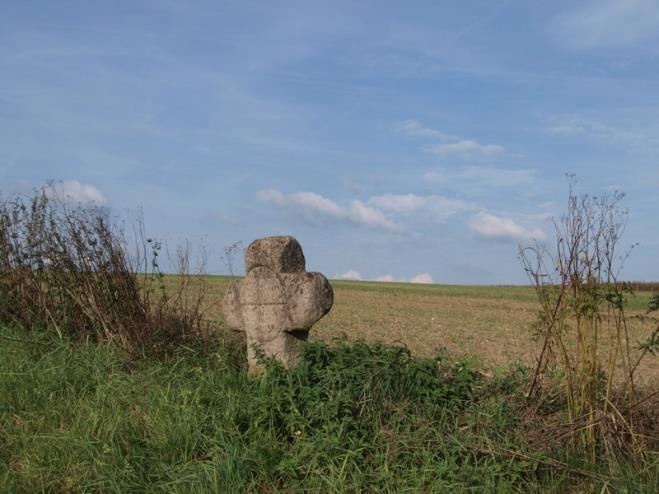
[520,180,658,462]
[0,187,211,356]
[3,330,657,492]
[0,183,657,491]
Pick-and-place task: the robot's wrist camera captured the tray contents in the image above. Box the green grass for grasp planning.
[1,326,657,493]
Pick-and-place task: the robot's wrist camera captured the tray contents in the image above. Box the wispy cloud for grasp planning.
[258,189,478,230]
[469,211,545,243]
[371,272,434,284]
[395,119,455,141]
[430,139,504,157]
[409,273,434,284]
[550,0,659,50]
[367,193,427,213]
[545,114,659,152]
[367,193,477,222]
[337,271,434,284]
[256,189,402,232]
[45,181,107,205]
[396,119,505,158]
[335,270,363,281]
[547,114,638,141]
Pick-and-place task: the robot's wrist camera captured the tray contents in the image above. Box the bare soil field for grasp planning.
[202,276,658,385]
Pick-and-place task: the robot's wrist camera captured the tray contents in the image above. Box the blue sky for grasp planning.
[1,0,658,283]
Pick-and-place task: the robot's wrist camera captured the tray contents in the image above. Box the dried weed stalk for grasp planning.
[0,185,212,356]
[520,178,656,460]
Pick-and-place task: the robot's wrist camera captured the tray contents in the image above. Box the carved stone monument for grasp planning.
[222,236,333,373]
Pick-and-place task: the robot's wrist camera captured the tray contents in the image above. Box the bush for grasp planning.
[254,340,477,440]
[519,178,656,460]
[0,185,212,356]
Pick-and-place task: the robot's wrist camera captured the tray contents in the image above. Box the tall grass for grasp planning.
[0,185,212,356]
[2,327,657,492]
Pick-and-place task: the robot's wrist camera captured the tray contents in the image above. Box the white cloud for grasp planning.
[409,273,434,284]
[256,189,346,219]
[260,188,475,232]
[367,193,427,213]
[367,194,476,222]
[470,212,546,243]
[430,139,504,158]
[551,0,659,50]
[395,119,455,141]
[396,119,505,159]
[292,192,345,218]
[336,270,363,280]
[342,272,434,284]
[424,166,536,187]
[430,197,476,220]
[44,181,107,204]
[256,189,402,232]
[348,200,401,231]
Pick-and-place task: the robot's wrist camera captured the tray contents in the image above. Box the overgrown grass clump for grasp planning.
[0,187,210,356]
[1,327,657,493]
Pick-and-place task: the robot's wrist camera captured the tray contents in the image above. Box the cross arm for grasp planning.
[283,272,333,331]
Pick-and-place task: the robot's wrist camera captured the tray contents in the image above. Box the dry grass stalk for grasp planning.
[0,184,211,356]
[520,178,657,459]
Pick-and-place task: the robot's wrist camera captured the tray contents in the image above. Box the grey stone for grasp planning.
[223,236,333,373]
[244,235,306,274]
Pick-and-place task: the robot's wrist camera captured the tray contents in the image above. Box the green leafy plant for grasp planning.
[636,294,659,357]
[648,293,659,313]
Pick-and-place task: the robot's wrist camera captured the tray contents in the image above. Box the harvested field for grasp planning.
[201,276,658,385]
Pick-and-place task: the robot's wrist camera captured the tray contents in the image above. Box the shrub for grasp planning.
[0,184,211,356]
[519,178,655,460]
[254,340,477,440]
[637,294,659,357]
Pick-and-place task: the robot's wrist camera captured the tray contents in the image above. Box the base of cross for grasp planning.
[245,329,309,374]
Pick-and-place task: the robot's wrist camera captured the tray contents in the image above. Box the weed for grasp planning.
[0,184,213,356]
[220,241,244,276]
[520,177,657,461]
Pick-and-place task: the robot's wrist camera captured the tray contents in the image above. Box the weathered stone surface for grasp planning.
[223,236,333,373]
[244,236,305,273]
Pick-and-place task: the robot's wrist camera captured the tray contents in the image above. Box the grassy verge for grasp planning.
[1,326,657,493]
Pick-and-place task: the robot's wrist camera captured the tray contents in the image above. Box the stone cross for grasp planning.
[222,236,333,373]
